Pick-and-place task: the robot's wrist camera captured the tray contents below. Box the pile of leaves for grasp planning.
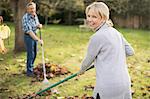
[33,63,71,81]
[11,92,93,99]
[84,85,94,91]
[64,94,93,99]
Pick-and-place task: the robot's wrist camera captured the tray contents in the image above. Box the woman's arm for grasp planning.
[122,35,135,56]
[79,35,102,74]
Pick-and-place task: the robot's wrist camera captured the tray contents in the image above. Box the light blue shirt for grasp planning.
[22,13,39,34]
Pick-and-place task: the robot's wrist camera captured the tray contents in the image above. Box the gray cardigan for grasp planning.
[80,23,134,99]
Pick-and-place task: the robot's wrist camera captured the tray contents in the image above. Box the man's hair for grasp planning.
[26,2,36,8]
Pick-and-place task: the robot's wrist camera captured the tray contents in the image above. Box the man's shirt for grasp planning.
[22,13,39,34]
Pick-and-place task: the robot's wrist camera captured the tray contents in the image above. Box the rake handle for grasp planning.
[39,29,42,40]
[36,73,78,96]
[38,29,43,47]
[35,65,94,96]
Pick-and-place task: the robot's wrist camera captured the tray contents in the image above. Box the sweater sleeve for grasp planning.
[121,35,135,57]
[79,35,102,74]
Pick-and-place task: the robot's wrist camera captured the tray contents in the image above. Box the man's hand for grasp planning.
[37,24,42,29]
[38,39,44,45]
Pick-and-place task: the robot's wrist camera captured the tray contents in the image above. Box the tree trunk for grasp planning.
[45,15,48,26]
[10,0,32,53]
[68,11,72,25]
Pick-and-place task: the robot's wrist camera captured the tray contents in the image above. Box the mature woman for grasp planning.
[79,2,134,99]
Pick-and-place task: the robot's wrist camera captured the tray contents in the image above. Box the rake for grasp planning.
[29,65,94,98]
[39,29,49,84]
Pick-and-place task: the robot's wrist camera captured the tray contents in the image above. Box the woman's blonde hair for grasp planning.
[85,2,113,26]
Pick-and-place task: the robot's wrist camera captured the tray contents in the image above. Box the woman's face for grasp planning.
[86,9,103,30]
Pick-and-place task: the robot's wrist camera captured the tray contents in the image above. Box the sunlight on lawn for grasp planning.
[0,24,149,99]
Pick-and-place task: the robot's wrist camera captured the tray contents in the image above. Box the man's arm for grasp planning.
[22,15,43,45]
[28,31,43,44]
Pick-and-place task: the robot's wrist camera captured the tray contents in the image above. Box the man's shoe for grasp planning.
[27,73,36,77]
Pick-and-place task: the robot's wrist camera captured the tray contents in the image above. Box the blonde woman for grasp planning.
[79,2,134,99]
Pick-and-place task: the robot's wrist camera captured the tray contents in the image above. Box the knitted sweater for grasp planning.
[80,23,134,99]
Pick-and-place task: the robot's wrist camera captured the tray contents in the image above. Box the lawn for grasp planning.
[0,23,150,99]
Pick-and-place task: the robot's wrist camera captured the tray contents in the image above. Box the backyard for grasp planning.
[0,24,150,99]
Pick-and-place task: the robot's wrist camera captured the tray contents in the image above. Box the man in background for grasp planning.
[22,2,43,77]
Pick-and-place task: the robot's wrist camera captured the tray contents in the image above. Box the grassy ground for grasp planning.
[0,24,149,99]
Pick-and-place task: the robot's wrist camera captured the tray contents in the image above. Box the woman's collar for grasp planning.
[94,22,106,32]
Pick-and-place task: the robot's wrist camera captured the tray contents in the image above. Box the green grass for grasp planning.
[0,24,150,99]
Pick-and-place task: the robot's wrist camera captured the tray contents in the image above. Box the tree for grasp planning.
[10,0,32,52]
[57,0,84,25]
[0,0,12,21]
[127,0,150,28]
[83,0,150,29]
[36,0,84,25]
[83,0,95,7]
[36,0,60,25]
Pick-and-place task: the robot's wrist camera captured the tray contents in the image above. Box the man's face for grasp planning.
[27,5,36,16]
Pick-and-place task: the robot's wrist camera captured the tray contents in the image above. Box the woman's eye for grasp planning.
[92,16,97,18]
[87,15,90,18]
[87,14,97,19]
